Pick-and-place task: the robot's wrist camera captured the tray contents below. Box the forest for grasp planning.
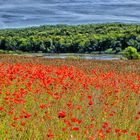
[0,23,140,53]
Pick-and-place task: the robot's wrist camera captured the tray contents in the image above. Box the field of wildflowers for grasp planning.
[0,55,140,140]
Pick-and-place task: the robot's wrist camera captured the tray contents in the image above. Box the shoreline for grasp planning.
[0,52,122,60]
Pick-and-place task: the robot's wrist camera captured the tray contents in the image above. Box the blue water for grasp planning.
[0,0,140,28]
[43,54,121,60]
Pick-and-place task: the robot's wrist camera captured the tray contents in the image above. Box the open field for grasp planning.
[0,55,140,140]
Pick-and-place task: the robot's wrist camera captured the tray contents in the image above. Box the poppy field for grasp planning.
[0,55,140,140]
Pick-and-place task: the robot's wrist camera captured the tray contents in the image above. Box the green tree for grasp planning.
[19,38,29,51]
[122,46,140,60]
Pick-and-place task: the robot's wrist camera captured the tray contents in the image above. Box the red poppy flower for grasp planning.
[71,127,79,131]
[88,100,93,105]
[62,127,66,131]
[20,122,26,126]
[98,129,104,139]
[58,111,66,118]
[131,132,136,136]
[115,129,120,133]
[0,107,4,111]
[88,96,92,99]
[102,122,108,129]
[47,130,55,138]
[24,114,31,119]
[121,129,127,133]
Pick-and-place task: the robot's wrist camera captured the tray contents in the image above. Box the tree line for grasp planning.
[0,23,140,53]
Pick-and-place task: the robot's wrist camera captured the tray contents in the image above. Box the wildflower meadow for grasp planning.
[0,55,140,140]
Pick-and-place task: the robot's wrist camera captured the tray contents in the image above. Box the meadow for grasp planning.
[0,55,140,140]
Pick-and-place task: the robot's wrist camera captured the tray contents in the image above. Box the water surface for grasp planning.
[43,54,121,60]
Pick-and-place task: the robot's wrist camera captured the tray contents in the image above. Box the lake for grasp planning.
[0,0,140,28]
[42,54,121,60]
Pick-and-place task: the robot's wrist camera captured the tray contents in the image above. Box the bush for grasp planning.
[122,46,140,60]
[105,48,114,54]
[0,50,6,54]
[67,55,80,59]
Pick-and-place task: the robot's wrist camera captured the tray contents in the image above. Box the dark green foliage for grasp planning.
[0,23,140,53]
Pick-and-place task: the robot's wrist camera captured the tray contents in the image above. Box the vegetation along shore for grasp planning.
[0,23,140,55]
